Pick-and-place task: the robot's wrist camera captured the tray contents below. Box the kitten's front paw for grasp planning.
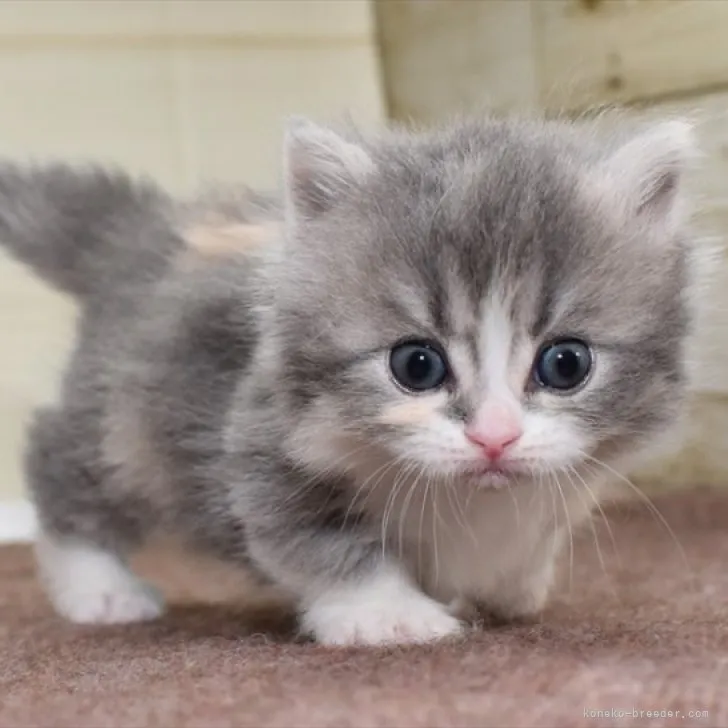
[305,594,463,647]
[302,568,464,646]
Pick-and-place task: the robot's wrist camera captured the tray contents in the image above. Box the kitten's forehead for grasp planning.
[366,131,682,348]
[287,118,688,356]
[364,160,573,341]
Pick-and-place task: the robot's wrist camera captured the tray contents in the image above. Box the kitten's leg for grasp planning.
[35,533,163,624]
[242,465,463,646]
[26,407,164,624]
[476,530,563,623]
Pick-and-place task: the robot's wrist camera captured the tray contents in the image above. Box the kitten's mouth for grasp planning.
[463,462,518,488]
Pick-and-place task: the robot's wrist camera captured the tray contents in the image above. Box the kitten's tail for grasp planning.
[0,161,182,301]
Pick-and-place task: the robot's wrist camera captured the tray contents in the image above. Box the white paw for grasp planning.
[54,580,164,625]
[302,566,464,647]
[36,533,166,625]
[307,596,463,647]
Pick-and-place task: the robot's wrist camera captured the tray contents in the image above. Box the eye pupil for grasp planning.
[535,339,592,391]
[408,352,431,381]
[390,341,448,392]
[555,350,579,378]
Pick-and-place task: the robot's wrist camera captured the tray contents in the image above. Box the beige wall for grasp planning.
[0,0,385,503]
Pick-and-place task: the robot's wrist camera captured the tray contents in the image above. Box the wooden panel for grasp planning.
[535,0,728,111]
[0,48,189,190]
[0,1,374,41]
[161,1,375,40]
[375,0,538,122]
[177,44,385,190]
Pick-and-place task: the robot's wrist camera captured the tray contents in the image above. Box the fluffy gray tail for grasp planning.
[0,161,183,300]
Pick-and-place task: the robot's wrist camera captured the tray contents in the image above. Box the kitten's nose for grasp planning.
[465,429,523,460]
[465,425,522,460]
[465,401,523,461]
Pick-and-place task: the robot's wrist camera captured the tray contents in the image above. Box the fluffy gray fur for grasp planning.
[0,113,706,645]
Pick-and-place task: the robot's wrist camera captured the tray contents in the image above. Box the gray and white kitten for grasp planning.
[0,114,705,646]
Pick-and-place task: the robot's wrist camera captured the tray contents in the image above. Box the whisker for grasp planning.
[546,468,559,533]
[575,462,623,571]
[582,453,692,578]
[281,439,377,507]
[464,478,479,512]
[444,473,478,547]
[544,470,566,587]
[551,471,575,596]
[380,463,411,559]
[536,468,546,524]
[341,456,401,530]
[506,479,521,531]
[417,471,432,584]
[564,465,614,595]
[396,462,422,561]
[430,478,442,589]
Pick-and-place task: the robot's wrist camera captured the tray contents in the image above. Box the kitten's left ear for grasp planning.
[283,117,374,221]
[597,119,698,230]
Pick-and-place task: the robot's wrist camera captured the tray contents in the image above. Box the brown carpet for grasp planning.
[2,488,728,728]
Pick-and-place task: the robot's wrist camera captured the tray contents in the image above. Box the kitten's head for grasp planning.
[268,115,704,487]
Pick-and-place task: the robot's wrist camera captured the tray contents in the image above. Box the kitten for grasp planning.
[0,114,706,646]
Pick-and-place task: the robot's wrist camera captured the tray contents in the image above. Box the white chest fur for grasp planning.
[360,465,596,619]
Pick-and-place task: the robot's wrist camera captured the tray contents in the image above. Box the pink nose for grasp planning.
[465,426,523,460]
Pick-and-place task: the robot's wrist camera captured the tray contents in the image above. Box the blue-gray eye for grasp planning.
[534,339,592,391]
[390,341,448,392]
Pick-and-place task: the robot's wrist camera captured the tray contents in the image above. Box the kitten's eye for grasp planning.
[390,340,449,392]
[534,339,592,392]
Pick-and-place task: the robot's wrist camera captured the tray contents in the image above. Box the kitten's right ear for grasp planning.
[283,117,374,221]
[595,119,698,232]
